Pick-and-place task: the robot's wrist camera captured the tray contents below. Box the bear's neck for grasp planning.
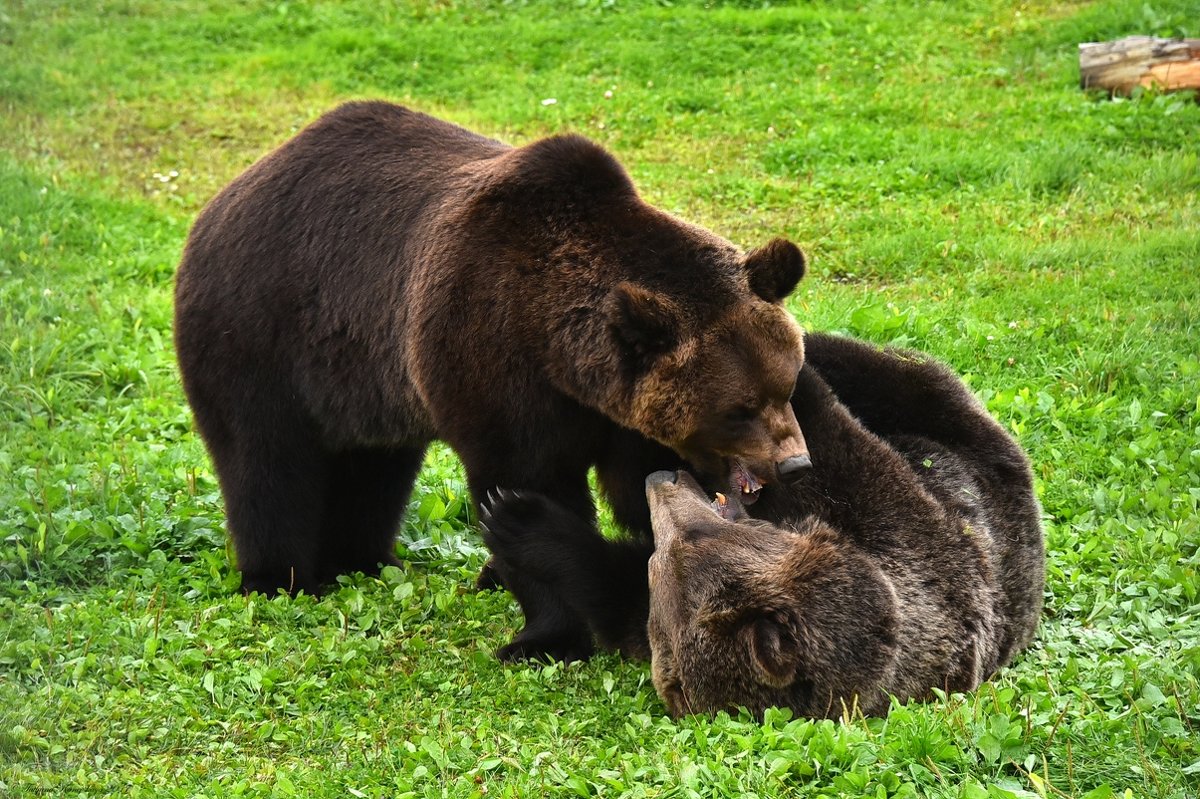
[537,296,635,421]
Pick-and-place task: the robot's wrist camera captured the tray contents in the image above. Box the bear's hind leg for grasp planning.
[317,445,428,582]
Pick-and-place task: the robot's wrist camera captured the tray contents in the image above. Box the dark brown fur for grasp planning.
[174,101,810,661]
[481,333,1044,713]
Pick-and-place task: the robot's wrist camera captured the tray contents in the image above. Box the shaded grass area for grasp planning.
[1,0,1198,796]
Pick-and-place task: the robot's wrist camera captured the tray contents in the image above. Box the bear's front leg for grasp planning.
[480,490,653,659]
[466,470,599,662]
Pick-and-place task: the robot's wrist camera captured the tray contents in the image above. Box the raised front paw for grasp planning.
[478,488,549,548]
[478,489,591,583]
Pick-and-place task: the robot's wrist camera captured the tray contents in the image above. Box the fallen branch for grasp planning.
[1079,36,1200,95]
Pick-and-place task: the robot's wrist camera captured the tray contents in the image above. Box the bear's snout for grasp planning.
[646,470,679,488]
[776,454,813,482]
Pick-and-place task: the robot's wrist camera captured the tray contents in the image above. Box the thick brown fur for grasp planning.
[481,332,1045,714]
[174,101,810,661]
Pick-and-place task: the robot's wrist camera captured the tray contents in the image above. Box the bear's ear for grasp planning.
[744,610,803,688]
[607,282,681,362]
[744,238,806,303]
[700,604,802,689]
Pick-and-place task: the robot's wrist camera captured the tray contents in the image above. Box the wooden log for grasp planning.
[1079,36,1200,95]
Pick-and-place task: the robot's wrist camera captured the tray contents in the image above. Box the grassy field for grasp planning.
[1,0,1197,796]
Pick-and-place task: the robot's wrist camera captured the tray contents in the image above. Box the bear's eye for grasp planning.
[685,525,721,542]
[780,378,798,405]
[725,405,758,424]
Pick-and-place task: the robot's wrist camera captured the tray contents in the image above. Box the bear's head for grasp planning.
[608,238,811,501]
[476,134,811,496]
[643,469,900,719]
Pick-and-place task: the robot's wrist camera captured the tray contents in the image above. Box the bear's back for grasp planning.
[179,102,507,288]
[173,103,513,446]
[803,333,1044,672]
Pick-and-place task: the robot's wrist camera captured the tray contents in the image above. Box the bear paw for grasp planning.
[240,569,320,598]
[496,628,595,665]
[479,488,551,535]
[479,489,591,583]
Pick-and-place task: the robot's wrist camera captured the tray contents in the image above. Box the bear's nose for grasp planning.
[776,454,812,482]
[646,470,679,488]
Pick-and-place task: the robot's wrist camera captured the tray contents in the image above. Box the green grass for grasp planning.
[1,0,1197,796]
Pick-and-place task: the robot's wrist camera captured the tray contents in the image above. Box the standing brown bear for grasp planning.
[481,332,1045,713]
[174,101,812,662]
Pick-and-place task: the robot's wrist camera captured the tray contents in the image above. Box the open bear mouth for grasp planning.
[730,459,764,506]
[709,491,741,520]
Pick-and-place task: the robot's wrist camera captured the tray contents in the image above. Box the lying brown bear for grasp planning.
[481,332,1045,716]
[174,101,812,662]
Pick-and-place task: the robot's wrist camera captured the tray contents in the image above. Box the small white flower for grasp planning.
[604,90,613,99]
[541,98,557,106]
